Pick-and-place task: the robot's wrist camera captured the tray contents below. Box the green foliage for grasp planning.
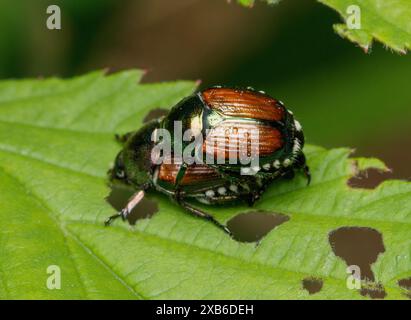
[320,0,411,53]
[0,71,410,299]
[238,0,411,53]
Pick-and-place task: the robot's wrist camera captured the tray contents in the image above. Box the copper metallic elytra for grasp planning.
[202,87,284,122]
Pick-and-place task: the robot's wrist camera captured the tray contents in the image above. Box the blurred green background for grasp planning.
[1,0,410,181]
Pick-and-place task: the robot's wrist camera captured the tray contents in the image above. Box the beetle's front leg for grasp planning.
[105,190,145,226]
[172,161,189,205]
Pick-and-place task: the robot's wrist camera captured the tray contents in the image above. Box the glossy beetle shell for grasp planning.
[111,86,309,207]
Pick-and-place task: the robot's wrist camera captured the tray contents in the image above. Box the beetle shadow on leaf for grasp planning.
[106,184,158,225]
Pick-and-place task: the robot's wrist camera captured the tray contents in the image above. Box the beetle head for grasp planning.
[110,120,160,188]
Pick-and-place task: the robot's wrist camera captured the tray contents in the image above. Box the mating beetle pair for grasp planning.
[106,87,310,235]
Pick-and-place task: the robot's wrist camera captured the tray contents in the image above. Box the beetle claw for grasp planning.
[104,214,118,226]
[104,209,127,226]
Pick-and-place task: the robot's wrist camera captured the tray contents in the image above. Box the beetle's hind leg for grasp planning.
[105,190,145,226]
[172,163,231,236]
[178,200,232,236]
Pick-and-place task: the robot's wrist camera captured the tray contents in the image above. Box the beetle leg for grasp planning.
[295,153,311,186]
[104,190,145,226]
[246,191,262,206]
[175,162,188,187]
[173,162,190,201]
[303,165,311,186]
[178,200,232,236]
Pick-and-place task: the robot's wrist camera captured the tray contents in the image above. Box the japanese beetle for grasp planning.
[105,87,310,235]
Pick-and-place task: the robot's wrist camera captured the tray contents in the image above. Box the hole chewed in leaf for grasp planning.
[302,277,323,295]
[329,227,385,281]
[143,108,169,123]
[106,184,158,225]
[226,211,289,243]
[329,226,387,299]
[398,277,411,299]
[348,168,394,189]
[360,283,387,299]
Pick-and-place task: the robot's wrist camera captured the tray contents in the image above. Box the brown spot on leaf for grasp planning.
[226,211,289,243]
[348,168,393,189]
[329,227,387,299]
[302,277,323,295]
[329,227,385,282]
[360,283,387,300]
[106,184,158,225]
[398,277,411,299]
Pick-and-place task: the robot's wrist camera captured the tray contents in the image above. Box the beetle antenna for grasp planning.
[105,190,145,226]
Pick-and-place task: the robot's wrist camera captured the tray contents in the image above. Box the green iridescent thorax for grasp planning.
[111,120,160,188]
